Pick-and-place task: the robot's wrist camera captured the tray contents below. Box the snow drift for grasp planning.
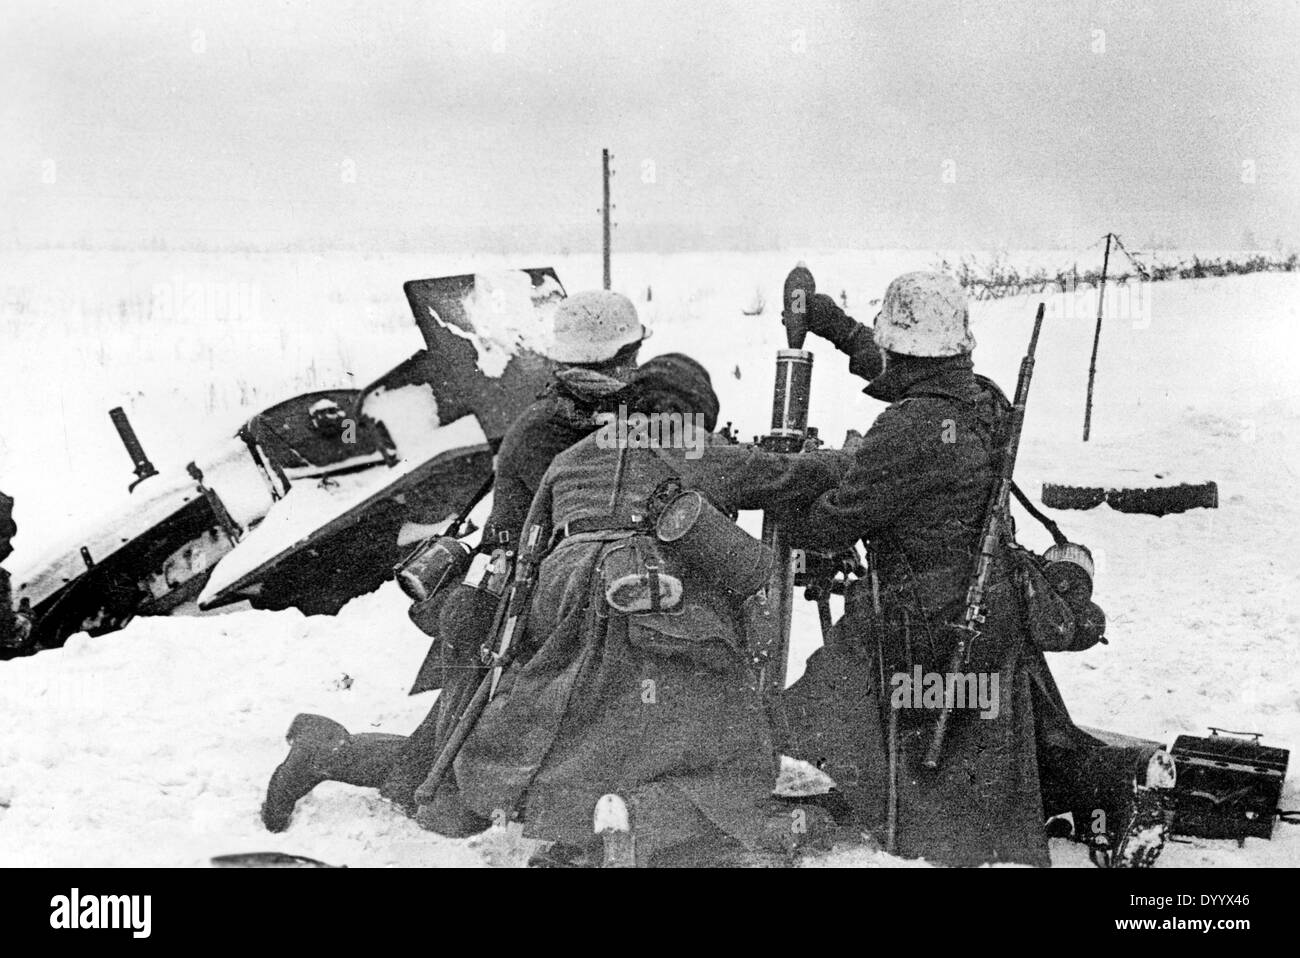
[1,250,1296,867]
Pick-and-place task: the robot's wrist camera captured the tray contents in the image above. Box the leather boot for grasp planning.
[378,700,444,812]
[414,781,492,838]
[1108,749,1176,868]
[261,714,405,832]
[1060,744,1175,868]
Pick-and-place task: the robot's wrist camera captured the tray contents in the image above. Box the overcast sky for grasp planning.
[2,0,1297,251]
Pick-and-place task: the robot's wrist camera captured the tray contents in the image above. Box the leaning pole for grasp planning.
[1082,232,1113,441]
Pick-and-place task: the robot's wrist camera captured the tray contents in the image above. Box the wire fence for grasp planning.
[937,235,1299,300]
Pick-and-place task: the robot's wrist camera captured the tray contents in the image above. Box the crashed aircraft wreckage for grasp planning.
[4,269,564,656]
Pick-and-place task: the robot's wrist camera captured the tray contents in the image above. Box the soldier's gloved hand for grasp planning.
[803,293,859,350]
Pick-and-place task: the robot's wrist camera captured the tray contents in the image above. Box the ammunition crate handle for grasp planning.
[1207,727,1263,742]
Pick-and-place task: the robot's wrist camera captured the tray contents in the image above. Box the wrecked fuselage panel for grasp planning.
[4,268,562,657]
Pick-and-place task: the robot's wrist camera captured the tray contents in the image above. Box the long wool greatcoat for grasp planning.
[452,433,843,861]
[381,369,631,812]
[783,350,1100,867]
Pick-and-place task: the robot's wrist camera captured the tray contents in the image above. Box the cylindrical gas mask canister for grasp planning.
[655,491,774,598]
[394,536,473,602]
[1041,542,1095,608]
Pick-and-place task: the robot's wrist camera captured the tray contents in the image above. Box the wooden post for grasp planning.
[601,149,612,290]
[1082,232,1112,442]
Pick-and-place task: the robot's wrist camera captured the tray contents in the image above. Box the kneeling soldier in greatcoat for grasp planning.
[448,355,847,866]
[261,291,648,835]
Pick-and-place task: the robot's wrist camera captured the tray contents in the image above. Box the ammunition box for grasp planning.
[1170,730,1289,841]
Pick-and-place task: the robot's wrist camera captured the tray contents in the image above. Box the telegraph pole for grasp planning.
[1082,232,1113,441]
[601,148,612,290]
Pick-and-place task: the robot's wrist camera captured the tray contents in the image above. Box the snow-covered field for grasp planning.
[1,248,1297,867]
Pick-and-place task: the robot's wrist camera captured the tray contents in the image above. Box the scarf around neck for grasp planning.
[864,353,977,404]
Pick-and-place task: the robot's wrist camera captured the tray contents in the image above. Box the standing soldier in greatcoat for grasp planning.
[783,272,1174,867]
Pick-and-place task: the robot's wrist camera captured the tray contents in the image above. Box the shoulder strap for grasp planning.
[646,441,688,479]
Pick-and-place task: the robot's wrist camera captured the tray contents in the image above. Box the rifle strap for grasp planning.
[950,376,1068,548]
[452,471,495,538]
[1009,481,1068,546]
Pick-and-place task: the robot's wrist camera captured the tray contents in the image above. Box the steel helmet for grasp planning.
[874,271,975,357]
[542,290,649,364]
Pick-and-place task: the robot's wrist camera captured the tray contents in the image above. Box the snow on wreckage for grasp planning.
[3,269,565,657]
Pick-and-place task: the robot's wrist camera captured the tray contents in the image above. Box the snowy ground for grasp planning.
[1,248,1297,867]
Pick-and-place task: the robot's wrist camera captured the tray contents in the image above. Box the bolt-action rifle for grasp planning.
[413,519,547,808]
[923,303,1045,770]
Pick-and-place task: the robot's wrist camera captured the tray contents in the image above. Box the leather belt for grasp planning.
[550,515,648,547]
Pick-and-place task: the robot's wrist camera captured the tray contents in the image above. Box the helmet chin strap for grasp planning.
[569,341,641,377]
[870,312,888,376]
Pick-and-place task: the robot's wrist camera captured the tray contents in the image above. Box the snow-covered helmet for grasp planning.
[873,272,975,357]
[543,290,649,364]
